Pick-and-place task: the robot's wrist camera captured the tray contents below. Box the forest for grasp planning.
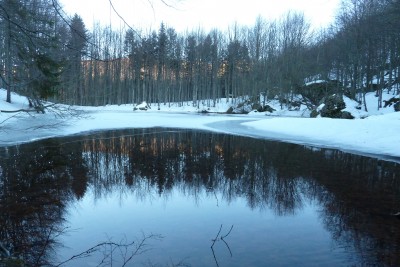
[0,0,399,111]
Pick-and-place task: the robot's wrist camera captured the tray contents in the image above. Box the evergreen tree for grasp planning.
[0,0,65,108]
[63,13,88,104]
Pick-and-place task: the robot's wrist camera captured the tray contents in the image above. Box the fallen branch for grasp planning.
[0,103,56,113]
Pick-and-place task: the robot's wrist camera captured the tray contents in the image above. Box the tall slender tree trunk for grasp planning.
[5,14,12,103]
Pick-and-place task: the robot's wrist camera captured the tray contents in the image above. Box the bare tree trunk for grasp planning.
[5,12,12,103]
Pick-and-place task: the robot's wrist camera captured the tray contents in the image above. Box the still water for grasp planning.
[0,128,399,267]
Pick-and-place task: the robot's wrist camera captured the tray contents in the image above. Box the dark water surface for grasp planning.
[0,128,399,267]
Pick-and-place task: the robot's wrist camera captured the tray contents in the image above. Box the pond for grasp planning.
[0,128,399,267]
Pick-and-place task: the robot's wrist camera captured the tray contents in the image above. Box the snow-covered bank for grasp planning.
[242,115,400,160]
[1,88,399,162]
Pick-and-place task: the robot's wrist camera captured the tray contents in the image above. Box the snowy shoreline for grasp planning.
[1,89,400,163]
[1,110,399,163]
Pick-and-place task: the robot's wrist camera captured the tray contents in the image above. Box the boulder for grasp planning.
[252,103,262,112]
[251,103,276,113]
[231,101,252,114]
[310,110,319,118]
[263,105,276,113]
[341,111,354,119]
[320,94,346,118]
[394,102,400,112]
[133,101,150,111]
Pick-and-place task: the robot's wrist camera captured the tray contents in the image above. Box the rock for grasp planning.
[320,94,346,118]
[252,103,262,112]
[310,110,319,118]
[133,101,150,111]
[394,102,400,112]
[232,101,252,114]
[300,80,343,105]
[232,106,250,114]
[341,111,354,119]
[252,103,276,113]
[263,105,275,113]
[289,100,301,111]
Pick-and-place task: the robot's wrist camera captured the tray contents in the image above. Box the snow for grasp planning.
[134,101,149,110]
[305,79,327,86]
[242,116,400,159]
[1,88,399,162]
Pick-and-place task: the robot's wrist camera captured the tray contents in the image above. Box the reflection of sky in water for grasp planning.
[2,129,398,266]
[60,186,352,267]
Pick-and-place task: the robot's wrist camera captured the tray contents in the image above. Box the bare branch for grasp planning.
[108,0,142,40]
[210,224,234,267]
[0,103,56,114]
[122,233,163,267]
[211,224,223,246]
[55,241,134,267]
[55,233,162,267]
[221,225,234,240]
[159,0,181,10]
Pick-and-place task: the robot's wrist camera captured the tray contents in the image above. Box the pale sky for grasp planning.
[59,0,341,33]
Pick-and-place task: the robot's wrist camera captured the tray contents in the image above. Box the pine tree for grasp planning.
[0,0,65,108]
[64,13,88,104]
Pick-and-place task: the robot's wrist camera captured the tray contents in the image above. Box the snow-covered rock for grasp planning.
[133,101,150,111]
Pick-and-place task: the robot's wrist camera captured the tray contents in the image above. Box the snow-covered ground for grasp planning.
[1,88,399,162]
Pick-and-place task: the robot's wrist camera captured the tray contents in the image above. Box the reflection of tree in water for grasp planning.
[77,128,400,266]
[0,128,399,266]
[94,130,298,212]
[304,151,400,266]
[0,139,88,266]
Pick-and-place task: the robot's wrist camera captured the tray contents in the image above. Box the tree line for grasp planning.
[1,0,399,110]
